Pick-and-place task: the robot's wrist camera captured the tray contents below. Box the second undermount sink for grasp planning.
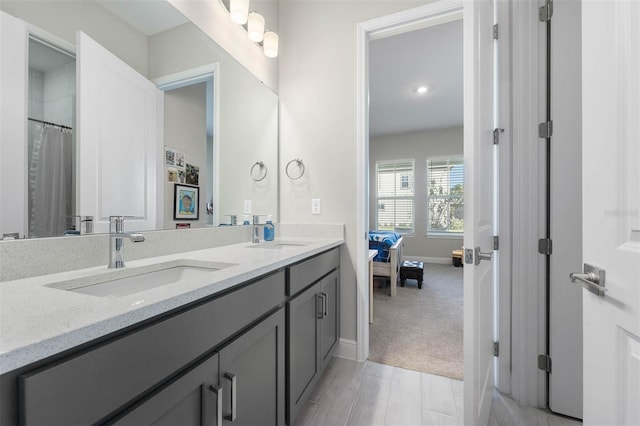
[247,241,312,249]
[46,260,236,298]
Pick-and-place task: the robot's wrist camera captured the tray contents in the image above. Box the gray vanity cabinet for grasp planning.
[287,248,340,424]
[219,308,285,426]
[113,352,221,426]
[16,271,285,426]
[114,308,286,426]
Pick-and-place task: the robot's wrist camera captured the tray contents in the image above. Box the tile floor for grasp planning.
[293,357,582,426]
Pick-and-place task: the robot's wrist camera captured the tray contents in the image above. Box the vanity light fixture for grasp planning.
[263,30,279,58]
[247,11,265,42]
[229,0,249,24]
[416,86,428,94]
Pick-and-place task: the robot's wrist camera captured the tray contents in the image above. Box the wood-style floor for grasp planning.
[294,357,582,426]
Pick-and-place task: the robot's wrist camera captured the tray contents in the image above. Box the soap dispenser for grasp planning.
[242,215,250,225]
[264,215,275,241]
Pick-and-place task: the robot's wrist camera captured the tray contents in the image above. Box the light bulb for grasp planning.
[229,0,249,24]
[263,30,279,58]
[247,12,265,42]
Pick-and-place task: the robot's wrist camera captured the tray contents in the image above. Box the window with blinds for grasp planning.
[376,160,414,233]
[427,157,464,234]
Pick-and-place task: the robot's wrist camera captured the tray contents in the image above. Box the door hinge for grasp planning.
[538,121,553,138]
[493,341,499,357]
[493,24,499,40]
[539,0,553,22]
[493,236,499,251]
[538,238,553,255]
[493,128,504,145]
[538,354,552,373]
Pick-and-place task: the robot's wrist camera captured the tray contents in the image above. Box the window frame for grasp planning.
[426,155,464,237]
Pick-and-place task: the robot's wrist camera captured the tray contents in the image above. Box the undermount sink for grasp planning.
[46,260,236,298]
[247,241,312,249]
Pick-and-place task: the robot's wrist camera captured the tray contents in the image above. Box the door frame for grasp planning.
[355,1,464,365]
[153,63,220,227]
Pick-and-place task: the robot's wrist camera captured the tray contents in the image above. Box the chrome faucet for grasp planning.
[108,216,145,269]
[252,215,274,243]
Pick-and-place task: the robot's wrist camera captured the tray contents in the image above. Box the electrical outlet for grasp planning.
[243,200,252,214]
[311,199,321,215]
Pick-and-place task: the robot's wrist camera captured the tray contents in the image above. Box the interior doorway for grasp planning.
[366,19,464,380]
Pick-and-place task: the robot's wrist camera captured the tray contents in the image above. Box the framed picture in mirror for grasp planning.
[174,184,199,220]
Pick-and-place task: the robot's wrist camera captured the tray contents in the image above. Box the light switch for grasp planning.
[244,200,252,214]
[311,199,321,215]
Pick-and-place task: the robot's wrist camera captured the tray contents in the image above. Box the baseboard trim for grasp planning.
[404,256,452,265]
[334,338,358,360]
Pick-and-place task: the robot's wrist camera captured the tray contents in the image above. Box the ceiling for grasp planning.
[369,19,463,138]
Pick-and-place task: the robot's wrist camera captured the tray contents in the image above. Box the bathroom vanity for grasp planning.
[0,237,342,425]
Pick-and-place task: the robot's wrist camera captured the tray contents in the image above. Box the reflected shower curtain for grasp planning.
[28,123,73,238]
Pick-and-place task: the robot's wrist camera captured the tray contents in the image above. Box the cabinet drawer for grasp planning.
[287,248,339,296]
[19,271,285,426]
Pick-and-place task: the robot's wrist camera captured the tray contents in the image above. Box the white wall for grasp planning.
[168,0,278,92]
[278,0,432,342]
[369,127,464,261]
[163,83,208,229]
[149,22,279,225]
[0,0,148,76]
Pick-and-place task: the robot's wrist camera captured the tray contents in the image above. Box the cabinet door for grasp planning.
[287,281,321,423]
[319,269,340,370]
[219,309,285,426]
[113,353,220,426]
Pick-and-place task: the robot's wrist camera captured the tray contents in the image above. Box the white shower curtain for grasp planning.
[28,123,73,238]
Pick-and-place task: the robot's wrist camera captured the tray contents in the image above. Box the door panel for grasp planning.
[463,0,495,424]
[0,11,27,238]
[581,1,640,425]
[219,309,285,426]
[548,0,583,418]
[289,281,320,409]
[113,353,220,426]
[320,270,339,370]
[77,31,161,233]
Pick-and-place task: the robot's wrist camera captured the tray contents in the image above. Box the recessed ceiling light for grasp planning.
[416,86,428,94]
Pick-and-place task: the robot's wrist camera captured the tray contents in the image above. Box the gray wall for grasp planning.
[164,82,208,229]
[278,0,432,342]
[369,127,464,261]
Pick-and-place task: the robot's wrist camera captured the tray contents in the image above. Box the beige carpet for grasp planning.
[369,263,464,380]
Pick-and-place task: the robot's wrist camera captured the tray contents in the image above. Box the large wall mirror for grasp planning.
[0,0,278,239]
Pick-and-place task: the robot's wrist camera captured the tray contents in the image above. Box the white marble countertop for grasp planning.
[0,237,343,375]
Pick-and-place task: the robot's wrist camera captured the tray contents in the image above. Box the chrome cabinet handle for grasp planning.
[320,292,328,318]
[474,246,494,265]
[209,384,223,426]
[569,263,606,297]
[224,373,237,421]
[317,294,324,319]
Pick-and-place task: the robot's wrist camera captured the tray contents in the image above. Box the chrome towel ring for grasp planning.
[250,161,268,181]
[285,158,305,180]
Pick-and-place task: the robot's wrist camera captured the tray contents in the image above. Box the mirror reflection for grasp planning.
[0,0,278,239]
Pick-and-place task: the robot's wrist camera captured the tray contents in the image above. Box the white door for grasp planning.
[0,11,27,238]
[581,2,640,425]
[463,0,495,424]
[77,31,162,233]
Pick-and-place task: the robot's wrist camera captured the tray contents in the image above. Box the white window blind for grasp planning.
[427,157,464,234]
[376,160,414,233]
